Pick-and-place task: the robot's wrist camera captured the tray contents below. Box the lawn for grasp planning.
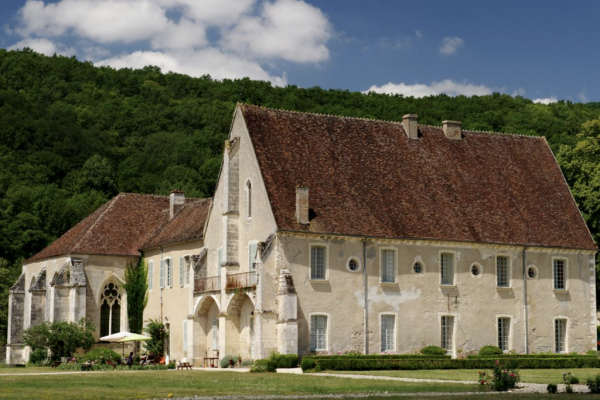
[0,369,476,399]
[327,369,600,385]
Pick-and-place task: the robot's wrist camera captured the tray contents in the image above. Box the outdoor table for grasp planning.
[177,362,192,370]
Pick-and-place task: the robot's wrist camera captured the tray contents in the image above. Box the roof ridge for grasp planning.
[70,195,120,254]
[240,103,404,126]
[241,103,540,138]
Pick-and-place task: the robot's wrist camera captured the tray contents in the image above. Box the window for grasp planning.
[348,258,360,272]
[212,319,219,350]
[148,260,154,291]
[381,250,395,283]
[185,256,190,284]
[527,266,537,279]
[183,320,188,353]
[555,319,567,353]
[310,315,328,351]
[311,246,326,280]
[498,317,510,351]
[159,259,165,289]
[554,259,566,290]
[179,257,185,287]
[165,258,173,287]
[245,180,252,219]
[381,315,395,352]
[413,262,423,274]
[471,264,480,277]
[248,242,258,270]
[497,256,509,287]
[440,253,454,285]
[100,282,121,337]
[441,316,454,353]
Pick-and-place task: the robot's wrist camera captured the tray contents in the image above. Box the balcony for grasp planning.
[226,271,257,290]
[194,276,221,293]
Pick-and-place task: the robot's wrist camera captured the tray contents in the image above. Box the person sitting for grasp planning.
[126,352,134,367]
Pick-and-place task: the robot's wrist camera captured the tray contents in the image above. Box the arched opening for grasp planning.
[226,292,256,360]
[194,295,221,363]
[100,282,122,337]
[244,179,252,219]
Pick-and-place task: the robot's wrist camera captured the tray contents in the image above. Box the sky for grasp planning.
[0,0,599,103]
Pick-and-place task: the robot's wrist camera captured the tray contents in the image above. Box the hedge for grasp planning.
[468,354,597,359]
[253,359,277,372]
[300,356,600,371]
[309,354,451,360]
[271,354,299,368]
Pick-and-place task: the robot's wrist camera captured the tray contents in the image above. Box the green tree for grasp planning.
[122,258,148,334]
[144,319,168,356]
[0,258,21,345]
[22,318,95,361]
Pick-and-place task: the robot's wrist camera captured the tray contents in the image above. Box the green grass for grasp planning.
[0,366,65,374]
[0,370,476,399]
[327,369,600,384]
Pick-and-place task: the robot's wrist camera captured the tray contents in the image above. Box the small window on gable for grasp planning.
[245,179,252,219]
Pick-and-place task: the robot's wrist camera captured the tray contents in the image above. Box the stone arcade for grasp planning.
[7,105,597,364]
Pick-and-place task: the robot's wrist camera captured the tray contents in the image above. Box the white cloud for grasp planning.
[221,0,332,63]
[415,30,423,38]
[95,48,287,86]
[532,97,558,104]
[439,36,464,55]
[512,87,526,97]
[8,37,76,56]
[150,18,207,50]
[364,79,493,98]
[155,0,256,26]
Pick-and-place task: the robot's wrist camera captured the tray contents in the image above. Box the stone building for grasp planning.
[7,104,597,364]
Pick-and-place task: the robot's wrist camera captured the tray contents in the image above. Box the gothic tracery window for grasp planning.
[100,282,121,337]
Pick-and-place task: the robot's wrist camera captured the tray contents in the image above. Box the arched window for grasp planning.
[244,180,252,219]
[100,282,121,337]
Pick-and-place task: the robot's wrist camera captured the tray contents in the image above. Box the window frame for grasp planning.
[165,257,173,288]
[309,244,328,281]
[554,317,568,354]
[440,315,455,355]
[346,256,361,273]
[552,257,568,291]
[379,247,397,284]
[248,241,259,271]
[439,251,456,286]
[159,259,165,289]
[527,264,538,280]
[495,255,511,288]
[179,256,185,287]
[380,313,397,353]
[470,262,483,279]
[244,179,252,220]
[497,316,512,352]
[309,313,330,352]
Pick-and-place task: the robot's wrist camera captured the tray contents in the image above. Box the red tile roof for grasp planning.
[241,105,596,250]
[140,198,212,250]
[27,193,211,262]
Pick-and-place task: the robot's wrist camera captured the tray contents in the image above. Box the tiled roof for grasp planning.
[140,198,212,250]
[241,105,596,250]
[27,193,209,262]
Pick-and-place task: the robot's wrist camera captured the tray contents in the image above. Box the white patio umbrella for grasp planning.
[100,331,132,357]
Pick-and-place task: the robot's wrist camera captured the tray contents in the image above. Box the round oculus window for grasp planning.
[471,264,480,276]
[413,262,423,274]
[348,258,359,272]
[527,266,537,279]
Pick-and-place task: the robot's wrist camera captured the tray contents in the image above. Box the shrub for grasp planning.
[22,318,95,361]
[269,353,298,368]
[476,360,520,392]
[144,319,168,356]
[220,355,239,368]
[586,350,598,356]
[241,359,253,367]
[80,347,122,363]
[252,359,276,372]
[300,357,316,371]
[420,346,446,356]
[547,383,558,394]
[167,362,175,370]
[314,364,322,372]
[28,348,49,365]
[479,345,503,356]
[587,374,600,393]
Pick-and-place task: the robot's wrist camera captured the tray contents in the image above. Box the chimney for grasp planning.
[170,190,185,219]
[296,187,309,225]
[402,114,418,139]
[442,120,462,140]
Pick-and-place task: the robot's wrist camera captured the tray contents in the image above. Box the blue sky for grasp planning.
[1,0,599,103]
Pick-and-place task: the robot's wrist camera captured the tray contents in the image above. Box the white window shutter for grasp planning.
[159,259,164,288]
[212,319,219,350]
[217,248,223,278]
[249,242,258,270]
[183,320,188,352]
[310,316,317,351]
[179,257,184,287]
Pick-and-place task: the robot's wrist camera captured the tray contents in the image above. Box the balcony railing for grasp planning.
[194,276,221,293]
[226,271,257,290]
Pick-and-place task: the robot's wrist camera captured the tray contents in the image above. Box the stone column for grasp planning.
[276,269,298,355]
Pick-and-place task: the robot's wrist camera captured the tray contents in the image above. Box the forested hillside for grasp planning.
[1,48,600,343]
